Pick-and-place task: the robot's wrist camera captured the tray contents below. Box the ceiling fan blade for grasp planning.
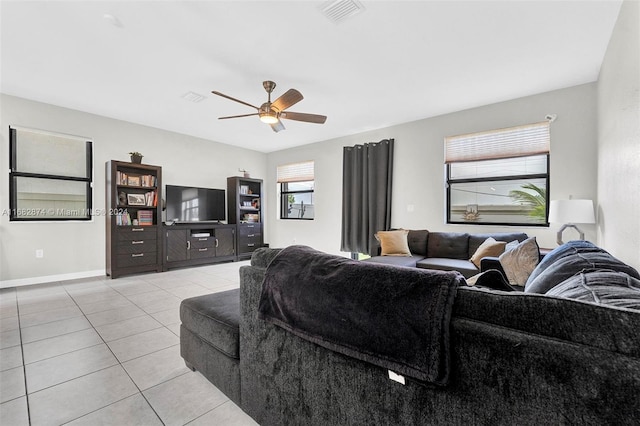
[271,89,303,112]
[218,113,259,120]
[280,111,327,124]
[270,120,286,133]
[211,91,259,110]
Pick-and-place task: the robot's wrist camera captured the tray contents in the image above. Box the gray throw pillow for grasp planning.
[546,271,640,311]
[525,251,640,294]
[526,240,603,288]
[498,237,539,286]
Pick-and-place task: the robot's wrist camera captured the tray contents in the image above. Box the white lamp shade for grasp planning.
[548,199,595,224]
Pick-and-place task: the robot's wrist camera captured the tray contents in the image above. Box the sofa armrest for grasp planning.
[480,256,507,276]
[250,247,282,268]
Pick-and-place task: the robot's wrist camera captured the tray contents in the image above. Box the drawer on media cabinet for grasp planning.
[238,237,262,248]
[238,224,261,236]
[117,226,158,242]
[117,239,157,254]
[238,236,262,254]
[190,236,216,250]
[190,247,216,259]
[117,250,158,267]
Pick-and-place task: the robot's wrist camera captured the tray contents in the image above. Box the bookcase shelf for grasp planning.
[227,176,264,260]
[106,160,162,278]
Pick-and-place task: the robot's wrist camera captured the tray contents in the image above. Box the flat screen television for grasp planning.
[165,185,226,223]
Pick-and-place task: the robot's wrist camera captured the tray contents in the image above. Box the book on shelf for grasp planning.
[137,210,154,226]
[116,211,132,226]
[242,213,260,222]
[144,191,157,206]
[116,171,157,187]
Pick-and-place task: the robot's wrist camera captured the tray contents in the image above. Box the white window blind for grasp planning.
[445,121,550,163]
[277,160,314,183]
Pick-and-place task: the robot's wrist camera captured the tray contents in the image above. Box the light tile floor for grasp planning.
[0,261,259,426]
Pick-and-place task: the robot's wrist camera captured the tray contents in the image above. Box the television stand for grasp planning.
[162,222,236,271]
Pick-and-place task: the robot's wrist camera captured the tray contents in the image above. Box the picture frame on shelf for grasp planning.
[127,193,147,206]
[127,176,141,186]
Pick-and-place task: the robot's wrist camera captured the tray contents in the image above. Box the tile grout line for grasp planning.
[14,288,33,426]
[182,400,233,426]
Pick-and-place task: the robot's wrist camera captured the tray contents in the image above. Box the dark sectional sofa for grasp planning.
[364,230,529,278]
[180,242,640,425]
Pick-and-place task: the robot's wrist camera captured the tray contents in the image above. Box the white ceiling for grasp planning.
[0,1,622,153]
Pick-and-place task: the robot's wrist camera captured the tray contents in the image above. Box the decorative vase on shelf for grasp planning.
[129,152,143,164]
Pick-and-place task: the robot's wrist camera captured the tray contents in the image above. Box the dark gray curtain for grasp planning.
[341,139,394,256]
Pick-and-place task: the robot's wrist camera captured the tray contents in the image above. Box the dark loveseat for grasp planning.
[364,230,529,278]
[181,243,640,425]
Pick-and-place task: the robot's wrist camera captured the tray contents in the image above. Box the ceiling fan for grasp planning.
[211,81,327,133]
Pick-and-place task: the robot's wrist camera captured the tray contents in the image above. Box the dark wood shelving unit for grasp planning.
[227,176,264,260]
[106,160,162,278]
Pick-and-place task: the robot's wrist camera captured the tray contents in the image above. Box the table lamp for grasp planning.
[548,199,595,245]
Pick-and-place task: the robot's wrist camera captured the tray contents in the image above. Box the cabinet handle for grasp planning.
[187,241,191,250]
[215,238,219,248]
[198,238,207,241]
[247,243,255,247]
[247,234,255,237]
[132,228,144,232]
[246,225,255,228]
[198,248,208,252]
[131,253,144,258]
[131,241,144,244]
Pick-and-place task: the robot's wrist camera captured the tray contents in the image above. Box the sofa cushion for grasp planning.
[468,232,528,258]
[427,232,469,259]
[526,240,604,287]
[525,250,640,294]
[546,271,640,311]
[375,229,411,256]
[180,289,240,359]
[407,229,429,256]
[469,237,507,268]
[364,254,425,268]
[417,257,478,278]
[499,237,540,286]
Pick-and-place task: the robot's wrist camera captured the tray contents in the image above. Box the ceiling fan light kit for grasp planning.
[212,81,327,133]
[259,105,279,124]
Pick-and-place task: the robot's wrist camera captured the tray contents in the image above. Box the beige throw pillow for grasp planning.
[469,237,507,268]
[375,230,411,257]
[498,237,540,286]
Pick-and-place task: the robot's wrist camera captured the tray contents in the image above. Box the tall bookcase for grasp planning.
[106,160,162,278]
[227,176,264,260]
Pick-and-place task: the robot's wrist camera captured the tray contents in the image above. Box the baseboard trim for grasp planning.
[0,269,106,289]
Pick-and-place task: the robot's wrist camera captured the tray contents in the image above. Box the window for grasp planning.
[278,161,314,220]
[445,121,550,226]
[9,127,93,221]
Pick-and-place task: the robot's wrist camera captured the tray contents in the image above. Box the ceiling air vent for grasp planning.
[320,0,365,24]
[181,91,206,103]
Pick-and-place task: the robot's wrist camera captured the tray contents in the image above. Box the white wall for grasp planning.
[597,0,640,270]
[0,94,266,286]
[266,84,599,256]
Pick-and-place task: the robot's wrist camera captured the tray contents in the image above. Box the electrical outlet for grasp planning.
[35,249,44,258]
